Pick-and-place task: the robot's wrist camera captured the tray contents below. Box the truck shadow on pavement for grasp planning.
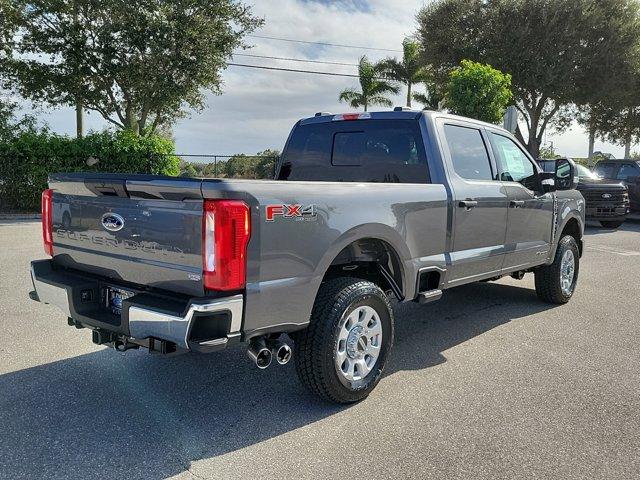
[584,220,640,235]
[0,282,555,479]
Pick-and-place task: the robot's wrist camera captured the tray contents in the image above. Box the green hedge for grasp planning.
[0,130,180,212]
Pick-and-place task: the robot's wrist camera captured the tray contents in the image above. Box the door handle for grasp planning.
[458,199,478,210]
[510,200,525,208]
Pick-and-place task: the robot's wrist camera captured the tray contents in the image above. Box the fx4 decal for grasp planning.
[266,204,318,222]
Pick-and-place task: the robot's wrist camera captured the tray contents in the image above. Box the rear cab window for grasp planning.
[277,119,430,183]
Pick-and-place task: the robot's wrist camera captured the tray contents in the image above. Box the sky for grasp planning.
[15,0,630,159]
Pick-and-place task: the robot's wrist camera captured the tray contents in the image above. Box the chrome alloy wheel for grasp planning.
[335,305,383,383]
[560,249,576,296]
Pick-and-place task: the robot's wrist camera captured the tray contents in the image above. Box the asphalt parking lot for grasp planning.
[1,220,639,480]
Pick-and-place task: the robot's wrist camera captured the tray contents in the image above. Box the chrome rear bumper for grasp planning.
[30,259,243,352]
[128,295,243,350]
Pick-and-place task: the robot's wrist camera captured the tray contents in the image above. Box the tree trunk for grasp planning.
[75,99,84,138]
[624,139,631,158]
[527,109,541,158]
[406,83,412,108]
[529,137,541,159]
[588,125,595,160]
[364,102,368,112]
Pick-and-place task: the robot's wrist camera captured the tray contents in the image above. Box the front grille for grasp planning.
[581,189,627,205]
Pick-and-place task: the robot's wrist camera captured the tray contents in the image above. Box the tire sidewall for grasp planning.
[555,235,580,301]
[323,285,393,402]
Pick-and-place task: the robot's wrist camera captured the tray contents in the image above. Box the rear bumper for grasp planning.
[30,259,243,353]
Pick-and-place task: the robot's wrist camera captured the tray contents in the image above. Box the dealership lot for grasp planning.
[1,220,639,480]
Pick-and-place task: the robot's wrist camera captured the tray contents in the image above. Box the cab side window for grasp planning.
[490,133,540,191]
[616,163,640,180]
[443,124,493,181]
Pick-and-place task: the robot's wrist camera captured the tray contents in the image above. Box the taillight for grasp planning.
[202,200,251,291]
[41,188,54,256]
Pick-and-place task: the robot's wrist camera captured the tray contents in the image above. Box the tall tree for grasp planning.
[377,39,430,108]
[339,56,399,112]
[10,0,262,136]
[417,0,640,157]
[0,0,19,88]
[446,60,512,124]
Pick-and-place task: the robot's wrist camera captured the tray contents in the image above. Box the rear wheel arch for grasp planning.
[321,236,407,301]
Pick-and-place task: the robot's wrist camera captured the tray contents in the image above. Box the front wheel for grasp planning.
[534,235,580,304]
[294,277,394,404]
[600,220,624,229]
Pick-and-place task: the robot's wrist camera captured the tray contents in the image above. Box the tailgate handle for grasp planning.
[84,179,129,198]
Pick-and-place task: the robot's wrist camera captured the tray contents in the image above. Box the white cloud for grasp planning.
[12,0,629,160]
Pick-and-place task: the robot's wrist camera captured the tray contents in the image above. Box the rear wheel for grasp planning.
[534,235,580,304]
[600,220,624,229]
[294,277,394,404]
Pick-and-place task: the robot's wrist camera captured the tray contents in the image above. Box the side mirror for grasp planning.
[539,172,556,193]
[555,158,578,191]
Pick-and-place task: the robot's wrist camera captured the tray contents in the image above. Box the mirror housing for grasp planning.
[555,158,579,191]
[539,172,556,193]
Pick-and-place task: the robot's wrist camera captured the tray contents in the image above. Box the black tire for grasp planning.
[294,277,394,404]
[534,235,580,304]
[600,220,624,229]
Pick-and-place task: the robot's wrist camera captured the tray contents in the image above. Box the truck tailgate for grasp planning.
[49,174,205,297]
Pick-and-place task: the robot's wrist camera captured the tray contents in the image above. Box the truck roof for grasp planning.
[299,109,512,134]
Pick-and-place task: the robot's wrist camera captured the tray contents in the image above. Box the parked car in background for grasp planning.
[538,159,629,229]
[593,159,640,213]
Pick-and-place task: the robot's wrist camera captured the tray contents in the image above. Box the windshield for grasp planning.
[576,164,601,180]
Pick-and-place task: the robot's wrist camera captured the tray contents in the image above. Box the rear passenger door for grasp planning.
[488,132,554,270]
[438,121,509,285]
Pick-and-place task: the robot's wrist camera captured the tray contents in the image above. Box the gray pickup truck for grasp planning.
[30,110,585,403]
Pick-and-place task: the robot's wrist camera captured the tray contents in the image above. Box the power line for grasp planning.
[246,34,402,53]
[227,62,363,78]
[233,53,358,67]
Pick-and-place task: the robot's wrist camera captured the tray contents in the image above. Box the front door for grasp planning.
[438,122,509,285]
[488,132,554,270]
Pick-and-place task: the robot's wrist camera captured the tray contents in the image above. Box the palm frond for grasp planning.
[370,80,400,96]
[368,95,394,108]
[339,88,364,108]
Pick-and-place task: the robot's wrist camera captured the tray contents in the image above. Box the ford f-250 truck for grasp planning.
[29,110,585,403]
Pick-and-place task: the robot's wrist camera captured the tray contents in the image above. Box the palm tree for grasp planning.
[412,84,444,111]
[377,39,431,108]
[338,56,399,112]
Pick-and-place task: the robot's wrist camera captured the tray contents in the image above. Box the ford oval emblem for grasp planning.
[602,193,612,199]
[101,213,125,232]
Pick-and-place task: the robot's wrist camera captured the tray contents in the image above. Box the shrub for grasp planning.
[446,60,513,124]
[0,130,179,212]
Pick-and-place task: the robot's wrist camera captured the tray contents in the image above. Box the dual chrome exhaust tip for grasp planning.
[247,337,292,369]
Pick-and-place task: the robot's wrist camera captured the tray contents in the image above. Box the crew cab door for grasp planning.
[615,162,640,210]
[438,121,509,285]
[487,132,554,270]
